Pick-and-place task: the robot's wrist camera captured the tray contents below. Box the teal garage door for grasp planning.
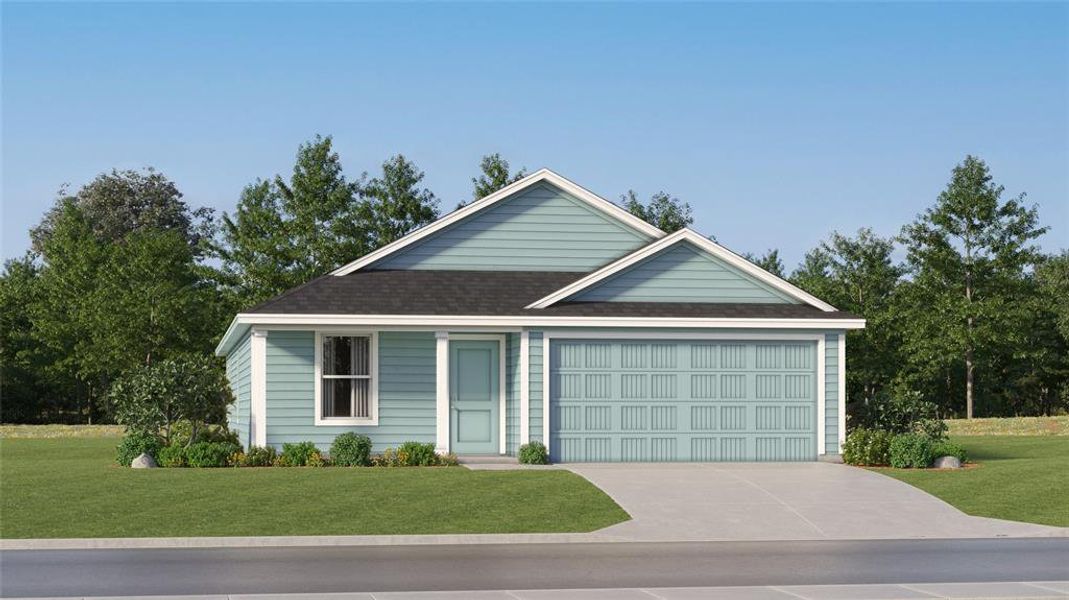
[548,339,818,462]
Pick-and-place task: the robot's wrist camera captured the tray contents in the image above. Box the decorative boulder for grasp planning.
[131,453,158,469]
[932,455,962,469]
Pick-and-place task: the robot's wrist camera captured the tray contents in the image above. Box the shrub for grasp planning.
[185,441,240,468]
[842,428,894,466]
[518,441,549,465]
[240,445,277,467]
[850,389,946,439]
[171,420,240,448]
[398,441,438,466]
[889,433,934,468]
[330,432,373,467]
[156,444,187,468]
[438,452,459,467]
[306,451,327,467]
[116,431,162,466]
[279,441,320,467]
[931,439,968,464]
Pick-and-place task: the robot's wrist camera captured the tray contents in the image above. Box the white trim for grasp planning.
[330,169,665,276]
[250,329,268,448]
[313,331,379,426]
[435,331,449,454]
[448,334,507,455]
[215,313,866,354]
[519,331,530,446]
[817,335,826,456]
[838,333,847,453]
[527,228,838,312]
[542,333,550,449]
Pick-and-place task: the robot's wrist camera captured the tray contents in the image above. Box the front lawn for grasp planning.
[877,435,1069,527]
[0,436,629,538]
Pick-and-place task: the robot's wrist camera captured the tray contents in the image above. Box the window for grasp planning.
[316,333,377,424]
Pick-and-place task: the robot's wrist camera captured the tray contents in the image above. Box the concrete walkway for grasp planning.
[565,462,1068,541]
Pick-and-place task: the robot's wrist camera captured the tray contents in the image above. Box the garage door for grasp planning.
[549,339,818,462]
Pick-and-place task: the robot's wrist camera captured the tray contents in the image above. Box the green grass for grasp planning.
[877,436,1069,527]
[945,416,1068,437]
[0,437,629,538]
[0,424,124,438]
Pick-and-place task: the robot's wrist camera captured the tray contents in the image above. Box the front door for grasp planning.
[450,339,500,454]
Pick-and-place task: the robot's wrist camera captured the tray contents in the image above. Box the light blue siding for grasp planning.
[573,242,796,304]
[506,333,521,456]
[529,332,544,443]
[825,333,842,454]
[264,330,437,452]
[225,333,252,448]
[374,183,653,272]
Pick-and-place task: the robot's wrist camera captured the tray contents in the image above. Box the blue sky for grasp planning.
[3,2,1067,267]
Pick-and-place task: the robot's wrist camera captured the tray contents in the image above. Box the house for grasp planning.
[215,169,864,462]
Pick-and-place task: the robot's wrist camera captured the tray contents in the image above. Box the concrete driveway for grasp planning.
[566,462,1068,542]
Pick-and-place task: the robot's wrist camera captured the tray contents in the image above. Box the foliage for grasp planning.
[848,389,946,439]
[841,428,893,466]
[519,441,550,465]
[156,444,187,468]
[398,441,438,466]
[930,439,968,463]
[277,441,322,467]
[744,249,785,277]
[330,432,373,467]
[889,433,935,468]
[170,421,240,448]
[469,153,526,204]
[115,431,162,467]
[185,441,241,468]
[108,355,234,445]
[619,190,692,232]
[360,155,440,250]
[240,445,278,467]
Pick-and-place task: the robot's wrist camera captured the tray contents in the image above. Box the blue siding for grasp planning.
[825,332,841,454]
[529,331,544,443]
[374,183,653,271]
[506,333,521,455]
[225,333,252,448]
[574,242,795,304]
[264,330,437,452]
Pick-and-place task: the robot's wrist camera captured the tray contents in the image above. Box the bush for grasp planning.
[330,432,373,467]
[116,431,162,466]
[518,441,549,465]
[850,389,946,440]
[185,441,240,468]
[842,428,894,466]
[889,433,935,468]
[931,439,968,464]
[438,452,459,467]
[398,441,438,466]
[278,441,320,467]
[171,420,240,448]
[156,444,187,468]
[240,445,277,467]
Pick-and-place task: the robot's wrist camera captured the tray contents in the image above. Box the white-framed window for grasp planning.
[314,331,378,425]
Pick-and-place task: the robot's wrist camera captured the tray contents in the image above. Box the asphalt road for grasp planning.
[2,538,1068,597]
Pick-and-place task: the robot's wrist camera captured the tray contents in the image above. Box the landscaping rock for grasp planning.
[130,453,158,469]
[932,455,962,469]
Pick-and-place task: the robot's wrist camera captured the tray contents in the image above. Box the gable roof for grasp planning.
[525,228,839,312]
[330,168,666,276]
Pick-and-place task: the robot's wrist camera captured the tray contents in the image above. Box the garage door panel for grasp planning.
[550,339,818,462]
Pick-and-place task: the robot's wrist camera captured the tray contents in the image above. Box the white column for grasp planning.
[542,334,551,447]
[250,329,268,448]
[816,335,826,456]
[435,331,450,454]
[838,333,847,454]
[519,331,530,445]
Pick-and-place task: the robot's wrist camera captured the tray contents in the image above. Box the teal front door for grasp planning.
[450,339,500,454]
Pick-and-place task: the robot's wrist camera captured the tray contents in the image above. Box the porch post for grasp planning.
[435,331,450,454]
[838,333,846,454]
[519,331,530,445]
[250,329,268,448]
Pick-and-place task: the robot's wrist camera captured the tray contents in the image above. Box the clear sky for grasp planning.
[3,2,1067,267]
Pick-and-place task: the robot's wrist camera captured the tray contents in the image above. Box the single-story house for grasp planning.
[216,169,864,462]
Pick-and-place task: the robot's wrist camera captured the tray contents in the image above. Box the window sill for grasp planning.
[314,417,379,427]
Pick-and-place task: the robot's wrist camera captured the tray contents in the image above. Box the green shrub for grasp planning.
[116,431,163,466]
[931,439,968,464]
[889,433,934,468]
[330,432,372,467]
[185,441,240,468]
[240,445,277,467]
[171,421,240,448]
[279,441,320,467]
[399,441,438,466]
[842,428,894,466]
[156,444,187,468]
[518,441,550,465]
[850,389,946,440]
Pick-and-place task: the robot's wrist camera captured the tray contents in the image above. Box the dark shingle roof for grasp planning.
[246,270,859,320]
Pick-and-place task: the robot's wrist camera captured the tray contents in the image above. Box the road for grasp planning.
[2,538,1068,597]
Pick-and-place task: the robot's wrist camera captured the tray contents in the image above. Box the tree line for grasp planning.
[1,137,1065,424]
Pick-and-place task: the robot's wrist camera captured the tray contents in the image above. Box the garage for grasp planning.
[548,338,819,462]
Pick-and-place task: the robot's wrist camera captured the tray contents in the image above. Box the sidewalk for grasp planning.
[6,581,1069,600]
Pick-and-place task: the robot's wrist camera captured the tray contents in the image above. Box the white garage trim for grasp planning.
[838,333,847,453]
[817,336,826,456]
[520,331,531,445]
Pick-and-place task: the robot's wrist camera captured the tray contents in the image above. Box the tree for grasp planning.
[469,153,526,204]
[744,249,785,277]
[898,156,1047,418]
[619,190,692,232]
[361,154,439,249]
